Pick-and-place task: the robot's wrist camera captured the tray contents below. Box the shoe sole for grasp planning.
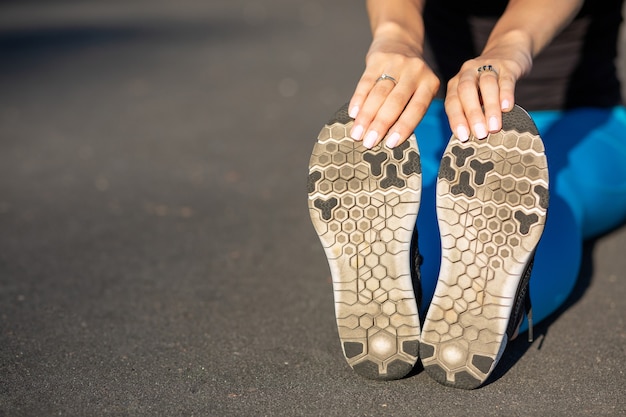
[420,105,549,389]
[307,104,422,380]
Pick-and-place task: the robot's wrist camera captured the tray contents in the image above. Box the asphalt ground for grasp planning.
[0,1,624,415]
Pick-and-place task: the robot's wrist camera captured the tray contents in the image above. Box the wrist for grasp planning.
[370,22,424,57]
[482,30,534,75]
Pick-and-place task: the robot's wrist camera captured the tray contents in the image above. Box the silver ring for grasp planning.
[477,65,498,76]
[376,73,398,86]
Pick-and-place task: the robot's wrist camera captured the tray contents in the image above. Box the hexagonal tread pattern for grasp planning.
[420,105,549,389]
[308,104,422,380]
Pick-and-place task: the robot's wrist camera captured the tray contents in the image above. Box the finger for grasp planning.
[478,71,502,133]
[348,71,379,121]
[360,80,418,148]
[351,76,398,143]
[456,70,488,139]
[498,72,516,112]
[363,86,404,148]
[384,88,433,148]
[444,85,470,142]
[445,71,486,141]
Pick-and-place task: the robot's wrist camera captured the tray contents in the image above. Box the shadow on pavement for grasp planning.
[487,237,597,385]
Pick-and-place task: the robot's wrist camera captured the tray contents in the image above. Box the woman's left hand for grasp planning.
[444,38,532,141]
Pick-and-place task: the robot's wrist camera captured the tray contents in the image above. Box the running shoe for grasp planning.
[307,104,422,380]
[420,104,549,389]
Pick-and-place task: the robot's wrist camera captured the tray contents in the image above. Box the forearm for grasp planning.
[347,0,438,148]
[483,0,584,73]
[366,0,426,56]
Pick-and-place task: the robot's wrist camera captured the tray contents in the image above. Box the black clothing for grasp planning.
[423,0,624,110]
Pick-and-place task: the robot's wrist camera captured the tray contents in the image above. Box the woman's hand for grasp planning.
[348,38,440,149]
[445,0,583,141]
[444,40,530,141]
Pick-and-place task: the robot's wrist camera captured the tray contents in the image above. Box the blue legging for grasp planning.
[416,100,626,329]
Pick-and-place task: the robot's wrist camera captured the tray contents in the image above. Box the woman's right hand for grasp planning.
[348,36,440,149]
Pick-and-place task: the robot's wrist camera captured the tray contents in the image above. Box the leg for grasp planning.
[525,106,626,328]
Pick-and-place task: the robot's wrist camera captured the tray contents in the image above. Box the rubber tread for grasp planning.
[420,105,549,389]
[308,104,422,380]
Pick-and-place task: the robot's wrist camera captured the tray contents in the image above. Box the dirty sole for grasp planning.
[307,104,422,380]
[420,105,549,389]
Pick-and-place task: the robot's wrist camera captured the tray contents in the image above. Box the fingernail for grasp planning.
[351,124,364,141]
[363,130,379,148]
[456,125,469,142]
[488,116,499,132]
[385,132,401,148]
[474,123,487,139]
[349,105,359,119]
[501,99,510,111]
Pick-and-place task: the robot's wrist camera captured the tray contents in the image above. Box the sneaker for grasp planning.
[307,104,422,380]
[419,104,549,389]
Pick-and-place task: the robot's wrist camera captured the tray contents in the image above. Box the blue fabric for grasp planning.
[414,100,626,328]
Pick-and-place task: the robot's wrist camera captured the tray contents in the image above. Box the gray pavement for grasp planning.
[0,1,624,415]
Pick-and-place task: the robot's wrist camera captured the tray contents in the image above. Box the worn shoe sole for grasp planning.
[307,104,422,380]
[420,105,549,389]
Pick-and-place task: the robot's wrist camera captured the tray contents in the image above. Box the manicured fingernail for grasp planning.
[501,99,510,111]
[385,132,401,148]
[363,130,379,148]
[351,124,364,141]
[456,125,469,142]
[474,123,487,139]
[349,105,359,119]
[488,116,499,132]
